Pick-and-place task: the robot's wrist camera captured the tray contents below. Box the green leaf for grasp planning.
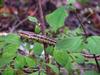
[0,34,20,49]
[0,41,5,49]
[47,64,59,74]
[35,25,41,33]
[46,46,54,55]
[70,28,83,35]
[46,6,68,31]
[85,36,100,54]
[84,71,100,75]
[0,57,13,68]
[33,43,43,56]
[2,67,15,75]
[86,60,97,65]
[0,36,5,49]
[5,34,20,45]
[67,0,76,4]
[72,53,85,63]
[65,59,73,72]
[15,54,26,69]
[0,34,20,68]
[0,54,16,68]
[56,36,83,52]
[0,45,17,67]
[3,44,19,53]
[0,0,4,7]
[0,36,5,41]
[0,44,18,68]
[77,0,89,4]
[28,16,38,23]
[53,50,69,66]
[23,42,32,51]
[25,56,36,67]
[30,72,46,75]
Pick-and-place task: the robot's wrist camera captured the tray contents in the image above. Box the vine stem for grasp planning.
[37,0,50,74]
[74,9,100,72]
[38,0,46,35]
[74,10,88,38]
[93,54,100,72]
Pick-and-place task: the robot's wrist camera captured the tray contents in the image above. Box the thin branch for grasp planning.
[93,54,100,72]
[37,0,46,34]
[37,0,50,74]
[74,11,88,38]
[38,64,41,75]
[10,17,28,33]
[74,10,100,72]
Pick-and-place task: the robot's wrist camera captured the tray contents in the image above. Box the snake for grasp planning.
[17,5,100,61]
[18,30,100,60]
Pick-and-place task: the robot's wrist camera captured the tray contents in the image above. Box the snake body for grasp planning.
[18,4,100,61]
[18,30,100,60]
[18,30,56,45]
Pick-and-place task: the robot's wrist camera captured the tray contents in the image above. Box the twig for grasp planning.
[38,0,46,34]
[74,11,88,38]
[10,17,28,33]
[10,19,18,32]
[38,64,41,75]
[37,0,50,74]
[74,10,100,72]
[93,54,100,72]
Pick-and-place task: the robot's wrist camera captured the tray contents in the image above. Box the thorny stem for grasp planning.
[37,0,50,74]
[93,54,100,72]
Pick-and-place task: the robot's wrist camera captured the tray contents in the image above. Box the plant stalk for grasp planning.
[93,54,100,72]
[37,0,50,74]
